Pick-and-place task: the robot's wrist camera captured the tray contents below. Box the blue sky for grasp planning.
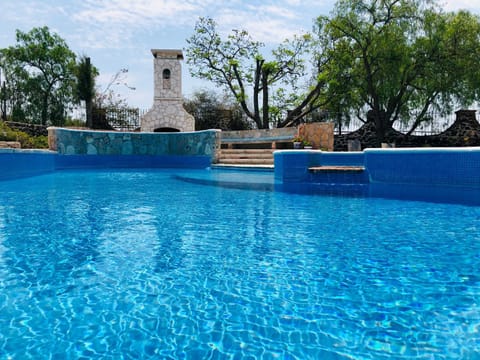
[0,0,479,110]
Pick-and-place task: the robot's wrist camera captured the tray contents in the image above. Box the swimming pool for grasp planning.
[0,168,479,359]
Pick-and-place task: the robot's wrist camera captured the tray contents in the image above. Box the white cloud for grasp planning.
[70,0,213,49]
[245,4,299,20]
[1,1,66,32]
[74,0,206,27]
[215,4,310,44]
[0,0,334,108]
[441,0,480,12]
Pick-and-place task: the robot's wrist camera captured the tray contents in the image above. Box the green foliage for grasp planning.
[185,17,323,129]
[0,122,19,141]
[0,26,77,126]
[317,0,480,142]
[75,56,98,127]
[16,133,48,149]
[183,90,253,131]
[75,56,97,102]
[0,122,48,148]
[32,135,49,148]
[186,18,261,124]
[92,68,136,129]
[64,118,87,127]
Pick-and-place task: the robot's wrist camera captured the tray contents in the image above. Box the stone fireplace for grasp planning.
[141,49,194,132]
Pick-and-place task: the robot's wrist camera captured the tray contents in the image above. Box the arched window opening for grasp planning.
[163,69,171,89]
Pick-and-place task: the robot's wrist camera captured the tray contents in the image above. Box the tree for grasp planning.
[91,68,136,130]
[0,26,77,125]
[317,0,480,144]
[183,89,253,130]
[185,17,327,129]
[75,56,97,128]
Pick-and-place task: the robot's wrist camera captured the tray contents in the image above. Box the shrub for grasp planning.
[0,122,49,149]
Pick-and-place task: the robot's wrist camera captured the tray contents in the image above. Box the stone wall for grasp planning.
[5,121,48,136]
[221,127,296,142]
[0,141,21,148]
[48,127,218,159]
[141,101,194,132]
[335,110,480,150]
[220,122,334,151]
[297,122,335,151]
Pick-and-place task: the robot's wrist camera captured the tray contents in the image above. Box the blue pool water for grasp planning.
[0,168,479,359]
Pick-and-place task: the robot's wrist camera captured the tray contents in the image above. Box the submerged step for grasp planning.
[309,166,365,172]
[308,165,368,185]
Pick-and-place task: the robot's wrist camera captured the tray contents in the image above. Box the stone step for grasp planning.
[0,141,21,149]
[220,148,274,152]
[220,149,273,155]
[217,158,274,165]
[219,153,273,160]
[217,149,274,166]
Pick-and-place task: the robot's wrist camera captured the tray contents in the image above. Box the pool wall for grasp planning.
[274,148,480,204]
[0,149,56,180]
[0,128,220,180]
[274,151,365,182]
[48,127,219,169]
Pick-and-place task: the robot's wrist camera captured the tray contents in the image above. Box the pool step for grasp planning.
[308,165,368,184]
[308,166,365,172]
[217,149,274,166]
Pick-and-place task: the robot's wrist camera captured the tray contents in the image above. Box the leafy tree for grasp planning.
[92,68,136,130]
[0,26,77,125]
[317,0,480,144]
[183,89,253,130]
[0,74,7,121]
[0,65,26,121]
[75,56,98,128]
[93,68,135,109]
[185,17,327,129]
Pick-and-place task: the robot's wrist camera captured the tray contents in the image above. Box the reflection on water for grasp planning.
[0,169,478,359]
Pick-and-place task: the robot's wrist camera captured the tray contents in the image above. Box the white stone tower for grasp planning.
[141,49,194,132]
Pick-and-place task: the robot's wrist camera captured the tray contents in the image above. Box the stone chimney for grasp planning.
[141,49,194,132]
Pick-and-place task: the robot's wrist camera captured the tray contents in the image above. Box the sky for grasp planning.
[0,0,479,110]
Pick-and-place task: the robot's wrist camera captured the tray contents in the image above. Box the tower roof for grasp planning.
[151,49,183,60]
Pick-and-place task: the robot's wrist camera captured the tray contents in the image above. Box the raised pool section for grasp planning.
[0,128,219,180]
[48,127,219,170]
[274,147,480,205]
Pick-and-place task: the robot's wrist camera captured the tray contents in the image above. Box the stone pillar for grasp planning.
[47,127,57,151]
[141,49,195,132]
[298,122,335,151]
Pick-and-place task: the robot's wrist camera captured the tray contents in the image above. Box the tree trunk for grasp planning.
[86,99,93,128]
[41,94,48,125]
[85,57,94,128]
[261,69,269,129]
[253,60,262,129]
[368,109,389,146]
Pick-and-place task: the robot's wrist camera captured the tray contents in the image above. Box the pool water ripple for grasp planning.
[0,169,479,359]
